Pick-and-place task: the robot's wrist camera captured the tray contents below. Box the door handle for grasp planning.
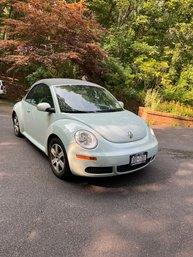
[27,109,31,113]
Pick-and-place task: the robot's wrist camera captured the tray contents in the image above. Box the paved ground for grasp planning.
[0,102,193,257]
[0,99,15,114]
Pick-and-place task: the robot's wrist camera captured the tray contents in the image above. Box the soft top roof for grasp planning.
[32,78,101,88]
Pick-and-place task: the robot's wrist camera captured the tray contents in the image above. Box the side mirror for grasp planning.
[37,102,55,113]
[118,101,124,108]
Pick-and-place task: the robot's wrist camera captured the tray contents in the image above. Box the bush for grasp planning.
[155,101,193,118]
[144,89,162,110]
[26,67,53,85]
[101,57,143,112]
[144,89,193,117]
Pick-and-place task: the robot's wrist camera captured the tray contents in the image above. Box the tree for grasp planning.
[0,0,106,81]
[89,0,193,104]
[1,0,193,109]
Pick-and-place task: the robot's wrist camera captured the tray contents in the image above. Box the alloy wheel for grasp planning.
[50,143,65,174]
[13,114,21,136]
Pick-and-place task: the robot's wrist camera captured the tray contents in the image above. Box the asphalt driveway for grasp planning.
[0,103,193,257]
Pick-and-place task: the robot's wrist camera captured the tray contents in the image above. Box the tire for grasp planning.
[13,113,22,137]
[48,138,72,179]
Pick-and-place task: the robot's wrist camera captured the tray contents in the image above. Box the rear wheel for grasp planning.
[13,113,22,137]
[48,138,71,179]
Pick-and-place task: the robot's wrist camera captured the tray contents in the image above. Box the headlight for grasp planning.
[150,128,155,137]
[75,130,98,149]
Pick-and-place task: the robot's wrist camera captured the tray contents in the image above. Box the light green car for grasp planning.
[12,79,158,179]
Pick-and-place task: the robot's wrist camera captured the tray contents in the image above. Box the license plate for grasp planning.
[130,152,147,166]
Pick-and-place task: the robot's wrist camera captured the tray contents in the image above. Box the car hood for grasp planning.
[63,110,147,143]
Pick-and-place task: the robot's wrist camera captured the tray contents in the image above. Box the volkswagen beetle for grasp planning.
[12,79,158,179]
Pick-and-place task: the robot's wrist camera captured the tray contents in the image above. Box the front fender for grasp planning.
[46,118,96,155]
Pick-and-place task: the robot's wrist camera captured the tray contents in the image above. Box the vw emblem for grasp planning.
[128,131,133,139]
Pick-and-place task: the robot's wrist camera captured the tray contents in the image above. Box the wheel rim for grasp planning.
[13,115,19,135]
[50,144,65,174]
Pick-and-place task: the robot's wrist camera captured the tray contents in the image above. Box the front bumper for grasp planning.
[67,136,158,177]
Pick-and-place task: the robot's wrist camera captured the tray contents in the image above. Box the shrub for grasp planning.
[144,89,193,117]
[144,89,162,110]
[155,101,193,118]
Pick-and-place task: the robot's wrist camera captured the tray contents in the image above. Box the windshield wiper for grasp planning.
[65,110,100,113]
[65,110,89,113]
[95,109,123,113]
[65,109,123,113]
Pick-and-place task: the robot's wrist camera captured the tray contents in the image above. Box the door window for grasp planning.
[25,84,54,107]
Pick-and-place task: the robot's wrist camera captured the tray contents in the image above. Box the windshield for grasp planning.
[54,85,123,113]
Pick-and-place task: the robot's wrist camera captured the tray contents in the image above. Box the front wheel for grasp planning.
[13,113,22,137]
[48,138,72,179]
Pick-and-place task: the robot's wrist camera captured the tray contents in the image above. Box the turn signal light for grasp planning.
[76,154,97,161]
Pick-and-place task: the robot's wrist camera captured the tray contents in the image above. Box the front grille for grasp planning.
[117,158,151,173]
[85,166,113,174]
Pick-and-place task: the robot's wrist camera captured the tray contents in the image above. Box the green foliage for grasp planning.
[26,67,53,85]
[101,57,128,88]
[134,57,169,89]
[144,88,193,118]
[1,0,193,110]
[162,65,193,105]
[155,101,193,118]
[144,89,162,111]
[25,62,80,85]
[100,57,143,111]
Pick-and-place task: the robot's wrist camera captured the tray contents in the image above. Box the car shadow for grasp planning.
[67,159,169,195]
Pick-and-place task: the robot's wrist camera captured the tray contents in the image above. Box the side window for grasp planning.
[25,84,54,107]
[25,86,37,104]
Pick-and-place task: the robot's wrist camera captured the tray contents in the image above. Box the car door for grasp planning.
[23,84,56,151]
[22,85,38,135]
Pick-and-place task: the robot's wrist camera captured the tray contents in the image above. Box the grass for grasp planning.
[155,101,193,118]
[144,89,161,111]
[144,90,193,118]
